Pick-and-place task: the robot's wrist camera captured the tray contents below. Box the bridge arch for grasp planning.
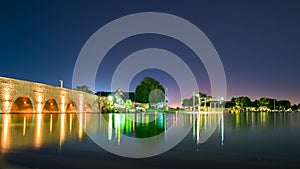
[42,98,59,113]
[83,103,92,112]
[11,96,35,113]
[65,101,77,113]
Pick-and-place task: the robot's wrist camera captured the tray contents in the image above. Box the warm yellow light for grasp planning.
[23,116,26,136]
[60,113,66,147]
[4,101,10,112]
[2,114,11,152]
[50,114,53,134]
[69,114,72,134]
[35,114,42,148]
[78,113,83,141]
[37,102,43,113]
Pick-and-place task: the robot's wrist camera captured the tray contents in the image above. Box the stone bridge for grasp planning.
[0,76,99,113]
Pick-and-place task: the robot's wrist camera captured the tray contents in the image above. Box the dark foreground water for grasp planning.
[0,112,300,169]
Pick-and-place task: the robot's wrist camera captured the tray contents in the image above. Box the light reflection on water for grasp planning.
[1,112,300,152]
[0,112,223,153]
[0,112,300,168]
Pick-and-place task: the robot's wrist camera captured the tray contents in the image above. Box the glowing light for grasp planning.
[132,114,135,132]
[4,92,10,101]
[108,95,113,101]
[3,101,10,113]
[1,114,11,152]
[36,93,43,103]
[50,102,53,106]
[78,113,83,141]
[50,114,53,134]
[108,113,112,140]
[118,127,121,145]
[196,114,200,145]
[34,114,43,148]
[69,114,72,134]
[60,113,66,147]
[221,113,224,146]
[23,101,27,104]
[60,91,66,113]
[37,102,43,113]
[23,116,26,136]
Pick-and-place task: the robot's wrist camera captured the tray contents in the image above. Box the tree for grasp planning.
[125,100,133,109]
[225,101,235,108]
[251,100,259,108]
[134,77,165,103]
[74,85,94,94]
[182,98,193,107]
[198,92,207,98]
[291,104,298,111]
[258,97,275,109]
[231,96,251,108]
[277,100,291,110]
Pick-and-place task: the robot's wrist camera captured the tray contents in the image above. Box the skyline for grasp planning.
[1,1,300,106]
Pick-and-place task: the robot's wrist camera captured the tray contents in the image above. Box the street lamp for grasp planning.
[192,91,195,112]
[59,80,63,88]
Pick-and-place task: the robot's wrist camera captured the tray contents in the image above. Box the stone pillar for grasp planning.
[0,83,14,113]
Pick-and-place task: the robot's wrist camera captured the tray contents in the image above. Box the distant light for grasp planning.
[108,95,113,101]
[23,101,27,104]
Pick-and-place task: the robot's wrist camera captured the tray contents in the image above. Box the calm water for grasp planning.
[0,112,300,169]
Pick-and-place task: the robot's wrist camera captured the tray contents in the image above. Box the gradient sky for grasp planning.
[1,0,300,106]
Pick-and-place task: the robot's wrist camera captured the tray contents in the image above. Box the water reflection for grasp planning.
[0,112,225,153]
[0,113,85,153]
[2,112,298,154]
[229,112,300,130]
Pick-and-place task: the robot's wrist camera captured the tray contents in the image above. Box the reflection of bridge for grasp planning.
[0,113,88,152]
[0,77,99,113]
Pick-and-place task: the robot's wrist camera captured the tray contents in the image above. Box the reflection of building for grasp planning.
[193,113,224,146]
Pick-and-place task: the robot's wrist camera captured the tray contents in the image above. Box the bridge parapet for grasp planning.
[0,76,99,113]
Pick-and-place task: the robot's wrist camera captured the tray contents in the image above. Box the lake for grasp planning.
[0,112,300,169]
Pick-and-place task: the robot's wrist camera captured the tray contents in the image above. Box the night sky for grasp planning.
[1,0,300,106]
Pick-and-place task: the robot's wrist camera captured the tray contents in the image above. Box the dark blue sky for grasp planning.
[1,0,300,106]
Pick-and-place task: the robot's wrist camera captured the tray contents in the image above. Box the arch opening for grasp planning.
[83,104,92,112]
[65,101,77,113]
[42,99,59,113]
[11,96,34,113]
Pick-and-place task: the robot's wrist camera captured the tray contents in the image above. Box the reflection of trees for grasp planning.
[134,114,166,138]
[230,112,294,130]
[100,113,166,138]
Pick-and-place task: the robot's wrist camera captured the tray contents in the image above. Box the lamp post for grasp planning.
[192,91,195,112]
[59,80,63,88]
[198,93,200,112]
